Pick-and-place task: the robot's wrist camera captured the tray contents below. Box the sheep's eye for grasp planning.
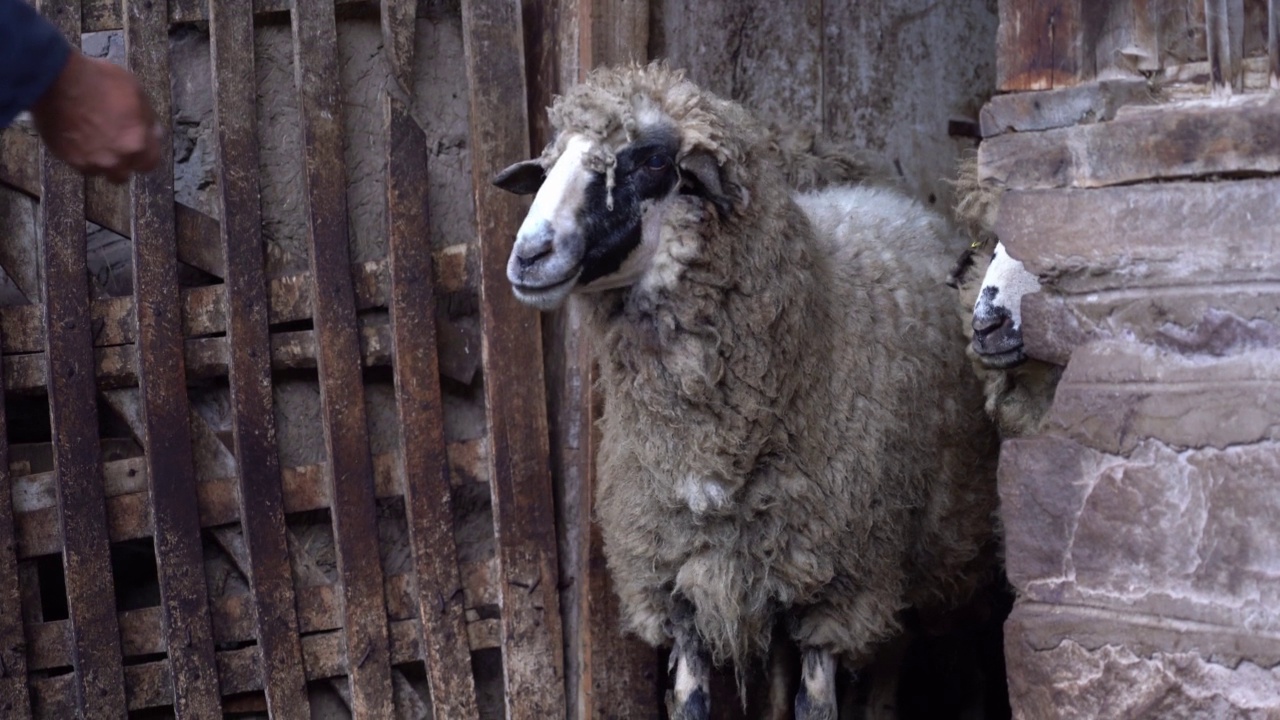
[643,154,670,171]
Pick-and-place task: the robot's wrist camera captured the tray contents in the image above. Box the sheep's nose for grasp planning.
[514,225,555,269]
[972,310,1012,340]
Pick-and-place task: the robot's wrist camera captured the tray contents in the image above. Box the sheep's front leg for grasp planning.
[795,647,838,720]
[665,620,710,720]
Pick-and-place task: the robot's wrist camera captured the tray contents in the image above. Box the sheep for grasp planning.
[950,157,1062,438]
[493,63,1000,720]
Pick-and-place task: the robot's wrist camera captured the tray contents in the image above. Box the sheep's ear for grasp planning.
[678,152,732,216]
[492,160,546,195]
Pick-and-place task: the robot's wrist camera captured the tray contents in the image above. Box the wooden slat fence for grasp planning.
[0,0,605,715]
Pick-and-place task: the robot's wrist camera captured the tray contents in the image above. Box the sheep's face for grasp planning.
[493,126,723,311]
[971,241,1040,369]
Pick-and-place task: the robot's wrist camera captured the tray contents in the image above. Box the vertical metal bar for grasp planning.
[0,349,31,718]
[460,0,568,717]
[290,0,396,714]
[122,0,222,715]
[207,0,311,715]
[36,0,127,715]
[384,94,481,720]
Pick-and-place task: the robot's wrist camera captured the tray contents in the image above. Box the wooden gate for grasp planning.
[0,0,646,716]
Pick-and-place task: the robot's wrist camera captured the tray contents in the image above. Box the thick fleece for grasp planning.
[549,64,1000,670]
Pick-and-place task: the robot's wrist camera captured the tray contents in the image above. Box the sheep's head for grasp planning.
[970,241,1041,369]
[491,64,744,311]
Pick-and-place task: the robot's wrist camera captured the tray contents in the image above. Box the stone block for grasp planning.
[1000,435,1280,631]
[998,179,1280,292]
[1023,288,1280,365]
[1006,603,1280,720]
[979,79,1153,137]
[1045,339,1280,453]
[980,95,1280,190]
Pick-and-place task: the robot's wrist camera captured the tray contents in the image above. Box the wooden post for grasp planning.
[124,0,222,713]
[996,0,1091,91]
[459,0,568,716]
[290,0,397,712]
[385,93,482,720]
[207,0,311,714]
[37,0,129,713]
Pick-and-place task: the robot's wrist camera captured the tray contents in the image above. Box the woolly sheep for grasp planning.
[950,157,1062,438]
[494,63,1000,720]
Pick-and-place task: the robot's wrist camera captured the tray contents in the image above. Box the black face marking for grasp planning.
[576,129,681,286]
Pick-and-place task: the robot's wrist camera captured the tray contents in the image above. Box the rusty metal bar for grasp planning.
[123,0,223,714]
[384,94,481,720]
[0,353,30,718]
[459,0,568,717]
[207,0,311,715]
[35,0,128,715]
[290,0,396,713]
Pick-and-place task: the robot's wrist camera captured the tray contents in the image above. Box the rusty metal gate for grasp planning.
[0,0,616,715]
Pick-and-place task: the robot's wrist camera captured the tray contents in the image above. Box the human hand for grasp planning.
[29,51,163,183]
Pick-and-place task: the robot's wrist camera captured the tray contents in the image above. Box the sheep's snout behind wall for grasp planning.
[971,241,1041,369]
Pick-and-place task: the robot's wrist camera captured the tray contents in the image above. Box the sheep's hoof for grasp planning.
[665,687,710,720]
[795,689,837,720]
[795,648,838,720]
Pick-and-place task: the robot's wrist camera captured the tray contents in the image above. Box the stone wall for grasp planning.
[983,66,1280,718]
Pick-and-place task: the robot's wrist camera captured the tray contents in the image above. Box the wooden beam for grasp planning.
[996,0,1091,91]
[291,0,397,711]
[38,0,129,712]
[385,93,482,720]
[460,0,568,717]
[0,355,30,719]
[124,0,223,713]
[207,0,311,712]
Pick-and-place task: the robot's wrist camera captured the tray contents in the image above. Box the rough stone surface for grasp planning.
[979,79,1154,137]
[1006,604,1280,720]
[980,95,1280,190]
[998,179,1280,292]
[1000,433,1280,633]
[1046,339,1280,454]
[1023,287,1280,366]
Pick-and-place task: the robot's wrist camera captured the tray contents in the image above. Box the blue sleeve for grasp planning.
[0,0,73,127]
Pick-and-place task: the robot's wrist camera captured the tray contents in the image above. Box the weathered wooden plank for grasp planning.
[380,0,417,93]
[385,95,481,719]
[542,3,661,716]
[654,0,820,128]
[0,130,225,279]
[0,254,467,356]
[77,0,366,32]
[29,617,452,713]
[1206,0,1246,95]
[1092,0,1160,75]
[0,354,30,717]
[0,323,396,394]
[292,0,396,713]
[978,79,1153,138]
[123,0,222,714]
[27,568,502,677]
[1270,0,1279,87]
[460,1,568,718]
[37,0,128,715]
[979,96,1280,190]
[996,0,1090,90]
[207,0,311,715]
